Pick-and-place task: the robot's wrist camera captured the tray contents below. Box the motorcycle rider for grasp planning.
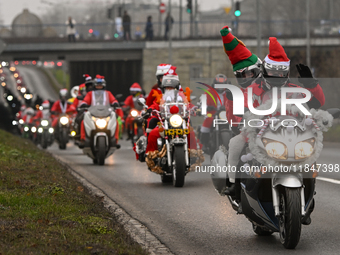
[224,36,325,219]
[146,63,171,106]
[145,64,171,135]
[79,75,123,148]
[144,66,203,173]
[123,82,145,141]
[32,100,51,126]
[199,74,229,152]
[51,89,76,128]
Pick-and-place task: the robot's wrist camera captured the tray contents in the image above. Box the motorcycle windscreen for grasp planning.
[91,90,110,106]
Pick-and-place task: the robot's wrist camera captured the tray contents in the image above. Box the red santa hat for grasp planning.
[42,100,50,108]
[156,63,171,76]
[130,82,142,92]
[264,37,290,66]
[163,65,179,81]
[83,74,92,81]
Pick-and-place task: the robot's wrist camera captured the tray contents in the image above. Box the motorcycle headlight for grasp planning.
[49,127,54,133]
[131,110,138,117]
[41,120,49,127]
[31,126,37,133]
[24,126,29,132]
[262,138,288,160]
[218,111,227,120]
[295,138,315,159]
[60,116,69,125]
[169,114,183,128]
[20,87,26,93]
[71,131,76,136]
[38,127,43,133]
[19,119,24,124]
[12,120,18,126]
[95,118,107,129]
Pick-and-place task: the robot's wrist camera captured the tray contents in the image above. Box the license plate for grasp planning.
[164,129,189,136]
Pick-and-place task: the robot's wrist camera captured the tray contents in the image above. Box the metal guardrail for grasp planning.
[1,19,340,41]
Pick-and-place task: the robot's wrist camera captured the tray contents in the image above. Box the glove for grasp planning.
[79,104,89,108]
[111,102,119,108]
[146,108,152,114]
[142,108,152,119]
[296,63,318,88]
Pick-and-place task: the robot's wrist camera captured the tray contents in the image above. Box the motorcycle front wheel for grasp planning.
[172,145,186,187]
[96,136,106,165]
[279,187,301,249]
[41,133,48,149]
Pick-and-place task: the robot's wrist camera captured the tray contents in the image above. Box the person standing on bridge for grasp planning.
[66,16,76,42]
[145,16,153,41]
[122,10,131,41]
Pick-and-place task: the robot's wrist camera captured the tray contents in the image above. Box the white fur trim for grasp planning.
[157,64,171,70]
[264,55,290,66]
[146,128,153,133]
[130,88,142,91]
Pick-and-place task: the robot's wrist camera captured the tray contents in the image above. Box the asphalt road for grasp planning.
[48,140,340,255]
[16,66,58,101]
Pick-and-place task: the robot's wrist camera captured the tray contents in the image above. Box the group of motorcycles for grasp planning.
[12,76,340,249]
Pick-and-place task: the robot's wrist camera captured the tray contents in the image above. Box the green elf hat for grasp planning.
[220,25,258,72]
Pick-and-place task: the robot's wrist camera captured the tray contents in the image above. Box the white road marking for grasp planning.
[317,176,340,185]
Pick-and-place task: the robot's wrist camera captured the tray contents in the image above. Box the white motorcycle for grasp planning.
[82,91,120,165]
[211,90,339,249]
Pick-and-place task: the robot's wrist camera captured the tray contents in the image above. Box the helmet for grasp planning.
[20,105,26,112]
[59,88,68,102]
[212,74,228,93]
[79,84,87,96]
[25,107,35,116]
[156,64,171,86]
[234,58,262,88]
[129,83,142,97]
[261,60,289,88]
[70,86,79,98]
[42,100,50,109]
[161,66,180,91]
[94,75,106,90]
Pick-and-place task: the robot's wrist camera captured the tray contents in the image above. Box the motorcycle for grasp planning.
[210,91,339,249]
[137,97,202,187]
[81,91,120,165]
[55,114,70,150]
[37,119,54,149]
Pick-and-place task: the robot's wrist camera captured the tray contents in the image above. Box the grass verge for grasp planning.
[0,129,147,255]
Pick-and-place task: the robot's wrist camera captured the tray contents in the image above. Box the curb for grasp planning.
[52,154,174,255]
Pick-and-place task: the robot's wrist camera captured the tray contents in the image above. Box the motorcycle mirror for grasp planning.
[116,94,123,100]
[137,98,147,107]
[327,108,340,119]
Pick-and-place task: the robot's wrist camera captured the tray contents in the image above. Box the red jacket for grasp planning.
[146,84,162,106]
[124,94,144,109]
[51,100,76,114]
[82,90,123,118]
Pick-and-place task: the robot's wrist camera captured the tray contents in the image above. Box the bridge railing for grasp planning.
[1,19,340,42]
